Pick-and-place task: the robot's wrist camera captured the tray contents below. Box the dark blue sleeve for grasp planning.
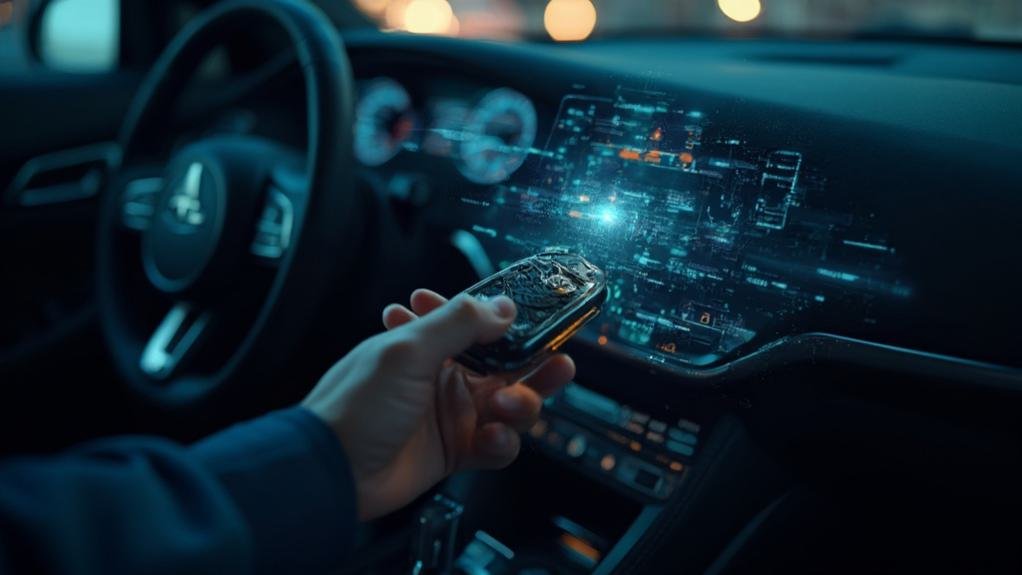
[0,407,358,575]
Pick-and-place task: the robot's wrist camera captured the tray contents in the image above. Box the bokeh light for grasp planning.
[544,0,597,42]
[353,0,390,17]
[0,0,14,28]
[379,0,457,35]
[403,0,454,34]
[717,0,762,23]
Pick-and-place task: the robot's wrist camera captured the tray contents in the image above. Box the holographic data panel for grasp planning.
[458,88,910,368]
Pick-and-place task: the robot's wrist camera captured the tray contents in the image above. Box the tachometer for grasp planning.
[354,78,417,166]
[458,88,537,184]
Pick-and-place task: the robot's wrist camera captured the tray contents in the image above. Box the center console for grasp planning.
[431,380,717,575]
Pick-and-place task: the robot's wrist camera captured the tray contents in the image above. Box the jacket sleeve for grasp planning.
[0,407,358,575]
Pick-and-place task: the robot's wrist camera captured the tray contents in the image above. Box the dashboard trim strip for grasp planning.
[577,332,1022,392]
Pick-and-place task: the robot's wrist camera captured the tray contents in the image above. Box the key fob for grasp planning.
[455,249,607,374]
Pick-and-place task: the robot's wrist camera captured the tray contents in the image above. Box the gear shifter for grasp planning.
[410,494,464,575]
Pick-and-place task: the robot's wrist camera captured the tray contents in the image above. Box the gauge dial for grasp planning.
[458,88,538,184]
[354,78,417,167]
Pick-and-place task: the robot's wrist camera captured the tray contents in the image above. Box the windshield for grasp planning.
[351,0,1022,43]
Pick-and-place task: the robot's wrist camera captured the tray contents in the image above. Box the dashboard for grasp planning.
[345,32,1022,380]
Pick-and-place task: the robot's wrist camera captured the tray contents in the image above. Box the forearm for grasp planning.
[0,407,357,575]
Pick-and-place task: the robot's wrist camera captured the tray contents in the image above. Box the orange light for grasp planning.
[384,0,408,28]
[0,2,12,28]
[669,461,684,472]
[544,0,597,42]
[718,0,762,23]
[679,152,694,164]
[353,0,390,17]
[560,533,602,563]
[568,209,583,219]
[618,148,641,161]
[643,150,662,164]
[629,440,642,452]
[404,0,453,34]
[651,127,663,141]
[600,453,616,471]
[529,420,548,439]
[597,335,608,346]
[388,0,456,35]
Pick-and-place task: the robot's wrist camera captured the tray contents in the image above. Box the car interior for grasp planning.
[2,0,1021,573]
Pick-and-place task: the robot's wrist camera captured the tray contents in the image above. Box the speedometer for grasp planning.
[458,88,537,184]
[354,78,417,167]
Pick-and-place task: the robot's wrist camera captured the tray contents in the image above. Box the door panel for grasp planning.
[0,71,141,452]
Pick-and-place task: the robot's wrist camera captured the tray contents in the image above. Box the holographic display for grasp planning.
[457,87,911,368]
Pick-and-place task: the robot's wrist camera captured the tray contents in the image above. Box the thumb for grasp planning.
[408,293,516,365]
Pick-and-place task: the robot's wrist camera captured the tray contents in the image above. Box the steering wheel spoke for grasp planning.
[139,302,211,379]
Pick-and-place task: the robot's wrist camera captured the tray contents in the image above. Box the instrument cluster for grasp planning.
[353,76,538,185]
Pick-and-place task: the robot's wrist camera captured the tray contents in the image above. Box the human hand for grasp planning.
[301,289,575,520]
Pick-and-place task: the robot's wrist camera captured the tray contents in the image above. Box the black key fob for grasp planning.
[455,249,607,374]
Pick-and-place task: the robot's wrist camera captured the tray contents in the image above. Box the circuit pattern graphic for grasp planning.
[458,87,911,367]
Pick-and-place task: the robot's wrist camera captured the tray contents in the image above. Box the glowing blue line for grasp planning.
[842,239,890,252]
[816,268,859,282]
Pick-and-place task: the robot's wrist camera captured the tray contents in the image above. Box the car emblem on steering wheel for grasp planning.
[166,162,206,230]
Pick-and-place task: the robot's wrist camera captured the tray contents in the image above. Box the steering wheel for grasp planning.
[96,0,358,409]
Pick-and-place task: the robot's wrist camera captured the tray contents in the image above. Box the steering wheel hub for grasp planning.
[144,157,224,294]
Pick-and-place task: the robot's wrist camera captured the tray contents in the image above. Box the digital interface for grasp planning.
[456,87,913,368]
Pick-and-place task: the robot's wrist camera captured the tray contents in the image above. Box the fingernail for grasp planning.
[491,296,515,319]
[494,390,523,412]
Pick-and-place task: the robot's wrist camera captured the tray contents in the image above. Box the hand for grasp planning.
[301,289,575,520]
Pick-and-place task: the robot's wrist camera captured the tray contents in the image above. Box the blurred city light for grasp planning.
[348,0,1022,43]
[377,0,458,35]
[402,0,455,34]
[717,0,762,23]
[353,0,390,17]
[0,1,13,28]
[544,0,597,42]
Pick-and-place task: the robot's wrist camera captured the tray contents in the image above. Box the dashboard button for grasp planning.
[666,440,695,457]
[566,434,587,458]
[668,428,698,445]
[633,468,661,491]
